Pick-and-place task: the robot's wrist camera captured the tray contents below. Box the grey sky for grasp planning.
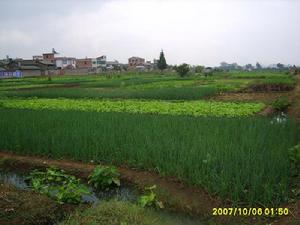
[0,0,300,66]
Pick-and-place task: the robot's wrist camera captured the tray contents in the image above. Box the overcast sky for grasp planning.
[0,0,299,66]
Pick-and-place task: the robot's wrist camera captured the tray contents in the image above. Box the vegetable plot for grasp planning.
[0,98,265,117]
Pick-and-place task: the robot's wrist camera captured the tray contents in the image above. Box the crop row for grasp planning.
[0,98,265,117]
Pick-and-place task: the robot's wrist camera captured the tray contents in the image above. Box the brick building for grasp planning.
[128,57,145,69]
[42,53,55,63]
[76,58,93,69]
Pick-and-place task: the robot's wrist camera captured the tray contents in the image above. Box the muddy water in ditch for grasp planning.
[0,170,202,225]
[0,170,138,204]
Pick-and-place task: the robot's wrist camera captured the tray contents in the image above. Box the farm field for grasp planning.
[0,71,299,225]
[0,71,294,100]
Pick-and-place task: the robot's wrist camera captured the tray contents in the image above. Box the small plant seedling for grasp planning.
[138,185,164,209]
[88,165,120,190]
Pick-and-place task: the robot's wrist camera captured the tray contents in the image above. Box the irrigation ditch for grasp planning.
[0,151,299,225]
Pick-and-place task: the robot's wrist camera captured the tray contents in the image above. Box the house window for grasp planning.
[63,59,67,64]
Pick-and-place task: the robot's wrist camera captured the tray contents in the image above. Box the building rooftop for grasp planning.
[129,56,145,60]
[55,57,76,60]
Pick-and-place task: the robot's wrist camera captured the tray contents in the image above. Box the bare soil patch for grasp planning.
[0,183,75,225]
[211,92,290,103]
[244,84,294,92]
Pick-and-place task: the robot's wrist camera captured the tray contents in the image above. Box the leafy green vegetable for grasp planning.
[139,185,163,209]
[27,167,90,204]
[0,98,265,117]
[88,165,120,190]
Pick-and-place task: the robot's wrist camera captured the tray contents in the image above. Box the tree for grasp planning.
[277,63,285,70]
[195,65,204,74]
[175,63,190,77]
[157,50,167,73]
[204,67,213,77]
[245,64,254,71]
[256,62,262,70]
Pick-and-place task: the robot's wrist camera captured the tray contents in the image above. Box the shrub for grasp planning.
[88,165,120,190]
[174,64,190,77]
[272,97,290,111]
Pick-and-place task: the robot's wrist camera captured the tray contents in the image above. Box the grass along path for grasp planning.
[0,98,265,117]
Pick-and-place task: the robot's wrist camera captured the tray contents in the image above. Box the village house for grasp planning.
[42,53,55,64]
[128,57,145,70]
[106,60,122,71]
[76,58,93,69]
[0,58,55,77]
[32,55,43,61]
[55,57,76,69]
[96,55,107,68]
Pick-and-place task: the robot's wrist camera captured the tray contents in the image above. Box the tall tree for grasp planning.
[157,50,167,73]
[256,62,262,70]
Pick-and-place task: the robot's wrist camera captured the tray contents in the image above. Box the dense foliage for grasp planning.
[174,63,190,77]
[157,51,167,72]
[272,97,290,111]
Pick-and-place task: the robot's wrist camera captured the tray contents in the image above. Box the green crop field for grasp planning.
[0,71,294,100]
[0,108,298,205]
[0,71,298,208]
[0,98,265,117]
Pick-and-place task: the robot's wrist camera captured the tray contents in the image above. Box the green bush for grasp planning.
[174,64,190,77]
[272,97,290,111]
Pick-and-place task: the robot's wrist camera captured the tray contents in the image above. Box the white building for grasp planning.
[92,58,97,68]
[96,55,107,68]
[55,57,76,69]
